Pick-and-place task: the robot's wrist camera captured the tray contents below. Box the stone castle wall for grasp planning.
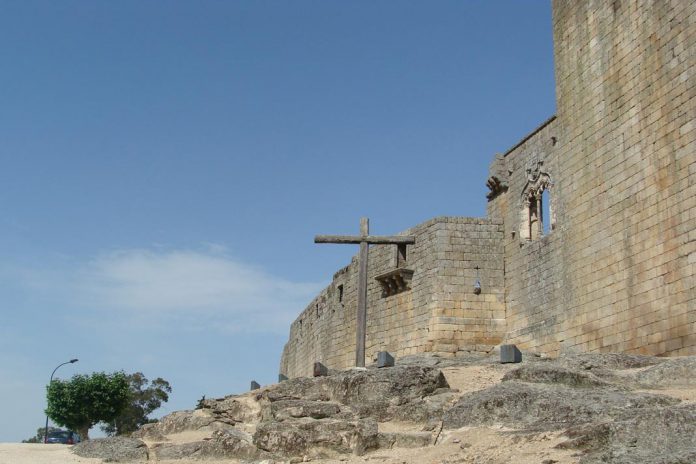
[488,0,695,356]
[280,217,505,378]
[280,0,695,377]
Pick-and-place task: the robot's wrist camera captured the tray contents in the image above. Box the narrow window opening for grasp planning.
[315,303,320,317]
[337,284,344,304]
[541,189,551,235]
[397,243,408,267]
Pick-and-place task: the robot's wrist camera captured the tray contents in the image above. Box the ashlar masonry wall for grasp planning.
[488,0,695,357]
[280,217,505,378]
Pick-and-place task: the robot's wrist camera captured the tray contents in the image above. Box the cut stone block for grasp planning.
[250,380,261,390]
[500,344,522,363]
[377,351,395,368]
[313,362,328,377]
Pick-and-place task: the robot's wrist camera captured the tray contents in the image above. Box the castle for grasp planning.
[280,0,695,378]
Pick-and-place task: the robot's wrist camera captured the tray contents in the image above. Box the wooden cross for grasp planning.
[315,217,416,367]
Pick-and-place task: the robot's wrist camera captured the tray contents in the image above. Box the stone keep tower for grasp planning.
[280,0,695,378]
[486,0,695,356]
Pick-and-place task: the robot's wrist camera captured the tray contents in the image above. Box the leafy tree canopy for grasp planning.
[101,372,172,436]
[46,371,129,440]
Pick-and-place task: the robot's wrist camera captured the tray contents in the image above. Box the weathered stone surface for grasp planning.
[270,399,343,421]
[443,381,678,430]
[201,394,262,424]
[558,404,696,464]
[502,364,613,388]
[152,429,262,461]
[387,390,459,423]
[131,410,217,437]
[73,437,148,462]
[557,353,662,371]
[130,423,168,441]
[377,432,433,449]
[253,418,378,456]
[631,357,696,388]
[271,365,448,411]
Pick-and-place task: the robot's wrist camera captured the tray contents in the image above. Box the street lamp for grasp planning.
[44,359,78,444]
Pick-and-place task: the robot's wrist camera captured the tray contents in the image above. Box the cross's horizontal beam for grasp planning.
[315,235,416,245]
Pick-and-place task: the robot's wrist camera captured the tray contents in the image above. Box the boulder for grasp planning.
[151,429,263,461]
[557,353,662,371]
[267,365,450,421]
[132,410,217,438]
[72,437,148,462]
[269,399,344,421]
[631,357,696,388]
[443,381,678,430]
[501,364,614,388]
[202,394,262,423]
[253,417,378,456]
[558,404,696,464]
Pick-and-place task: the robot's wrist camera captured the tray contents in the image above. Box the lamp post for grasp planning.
[44,359,78,444]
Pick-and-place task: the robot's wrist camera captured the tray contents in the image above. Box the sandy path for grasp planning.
[1,430,582,464]
[0,443,103,464]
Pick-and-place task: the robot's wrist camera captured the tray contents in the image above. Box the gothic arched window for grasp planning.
[520,156,554,242]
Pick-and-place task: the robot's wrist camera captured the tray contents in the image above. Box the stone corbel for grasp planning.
[374,268,415,297]
[486,175,508,200]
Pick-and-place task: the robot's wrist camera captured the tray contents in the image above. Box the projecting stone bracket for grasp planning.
[486,175,508,200]
[374,268,414,297]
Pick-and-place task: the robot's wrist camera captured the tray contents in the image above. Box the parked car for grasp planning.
[46,430,81,444]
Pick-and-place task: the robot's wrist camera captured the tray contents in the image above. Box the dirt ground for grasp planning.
[0,443,102,464]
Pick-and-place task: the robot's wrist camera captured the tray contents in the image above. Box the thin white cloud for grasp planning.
[15,247,322,333]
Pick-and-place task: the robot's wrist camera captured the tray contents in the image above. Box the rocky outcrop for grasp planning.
[150,429,264,461]
[132,410,221,439]
[559,404,696,464]
[72,437,148,462]
[442,356,696,464]
[253,417,379,457]
[443,381,677,430]
[501,364,613,388]
[71,353,696,464]
[631,357,696,388]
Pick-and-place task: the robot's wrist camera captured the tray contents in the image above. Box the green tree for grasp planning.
[101,372,172,436]
[46,372,129,440]
[22,426,61,443]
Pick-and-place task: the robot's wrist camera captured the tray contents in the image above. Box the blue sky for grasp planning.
[0,1,555,442]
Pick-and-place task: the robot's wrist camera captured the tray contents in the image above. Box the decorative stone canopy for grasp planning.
[374,268,414,297]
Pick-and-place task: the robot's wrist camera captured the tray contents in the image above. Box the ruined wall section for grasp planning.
[280,217,505,378]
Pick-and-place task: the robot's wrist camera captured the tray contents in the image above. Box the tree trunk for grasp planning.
[77,426,89,441]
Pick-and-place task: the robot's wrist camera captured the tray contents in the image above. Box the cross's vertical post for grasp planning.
[356,217,369,367]
[314,219,415,368]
